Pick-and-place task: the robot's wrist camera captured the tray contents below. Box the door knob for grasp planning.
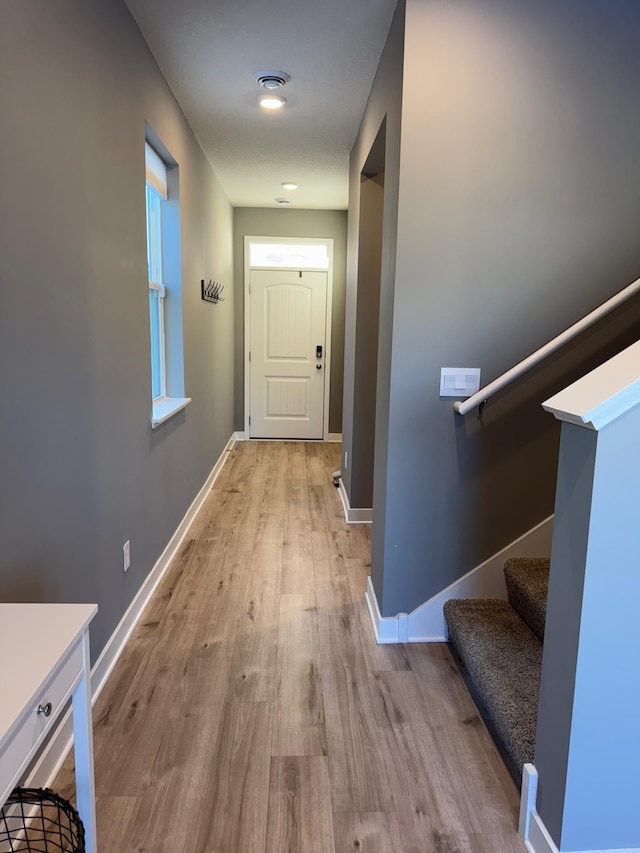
[316,364,322,370]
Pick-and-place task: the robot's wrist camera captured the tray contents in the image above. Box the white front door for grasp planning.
[249,269,327,439]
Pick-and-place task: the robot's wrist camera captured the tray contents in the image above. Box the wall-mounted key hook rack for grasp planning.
[201,279,224,303]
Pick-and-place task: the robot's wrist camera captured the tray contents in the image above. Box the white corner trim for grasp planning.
[520,763,538,840]
[364,516,554,644]
[325,433,342,442]
[365,576,381,640]
[337,478,372,524]
[365,577,399,643]
[233,430,248,441]
[22,433,237,792]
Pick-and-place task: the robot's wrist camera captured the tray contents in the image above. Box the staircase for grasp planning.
[443,557,550,784]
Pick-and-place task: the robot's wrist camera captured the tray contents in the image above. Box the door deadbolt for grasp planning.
[316,345,323,359]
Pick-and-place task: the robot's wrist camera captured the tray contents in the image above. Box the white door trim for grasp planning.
[244,236,334,440]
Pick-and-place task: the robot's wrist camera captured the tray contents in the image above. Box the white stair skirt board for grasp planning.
[520,764,539,841]
[337,478,372,524]
[365,515,554,644]
[22,433,237,792]
[520,767,640,853]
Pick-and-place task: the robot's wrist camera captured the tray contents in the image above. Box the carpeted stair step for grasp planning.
[503,557,550,642]
[443,598,542,780]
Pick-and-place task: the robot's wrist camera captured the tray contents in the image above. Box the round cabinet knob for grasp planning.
[37,702,53,717]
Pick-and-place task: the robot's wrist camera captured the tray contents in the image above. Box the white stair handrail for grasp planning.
[454,277,640,416]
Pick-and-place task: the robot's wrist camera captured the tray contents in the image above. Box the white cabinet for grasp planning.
[0,604,98,852]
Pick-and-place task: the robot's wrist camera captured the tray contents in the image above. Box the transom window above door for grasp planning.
[249,242,329,269]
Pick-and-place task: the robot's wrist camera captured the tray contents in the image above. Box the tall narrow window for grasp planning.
[144,136,189,428]
[145,143,167,400]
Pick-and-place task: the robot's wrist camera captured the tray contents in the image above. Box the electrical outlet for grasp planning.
[123,540,131,572]
[344,450,348,470]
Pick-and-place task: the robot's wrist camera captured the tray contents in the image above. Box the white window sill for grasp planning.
[151,396,192,429]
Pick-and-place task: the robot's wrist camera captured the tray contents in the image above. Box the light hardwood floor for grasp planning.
[57,441,525,852]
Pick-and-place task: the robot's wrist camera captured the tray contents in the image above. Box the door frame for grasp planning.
[244,236,334,440]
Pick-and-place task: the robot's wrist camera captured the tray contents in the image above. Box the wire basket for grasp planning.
[0,788,85,853]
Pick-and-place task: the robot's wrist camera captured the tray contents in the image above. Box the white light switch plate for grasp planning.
[440,367,481,398]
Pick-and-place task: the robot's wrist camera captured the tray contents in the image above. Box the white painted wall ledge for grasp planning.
[337,478,372,524]
[151,396,192,429]
[365,516,553,643]
[543,340,640,431]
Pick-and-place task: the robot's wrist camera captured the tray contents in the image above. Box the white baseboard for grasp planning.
[522,775,640,853]
[365,577,409,643]
[526,814,640,853]
[525,809,561,853]
[22,432,237,791]
[337,478,372,524]
[365,515,554,644]
[240,433,340,443]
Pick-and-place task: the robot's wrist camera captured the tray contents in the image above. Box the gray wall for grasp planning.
[345,0,640,616]
[0,0,235,660]
[232,207,347,434]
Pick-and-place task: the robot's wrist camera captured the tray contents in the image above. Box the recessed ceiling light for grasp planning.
[256,71,290,90]
[275,198,291,205]
[281,182,299,190]
[260,94,286,110]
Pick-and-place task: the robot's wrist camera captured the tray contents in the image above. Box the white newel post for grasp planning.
[521,341,640,853]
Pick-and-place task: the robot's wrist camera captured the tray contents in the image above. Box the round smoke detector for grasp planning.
[256,71,290,90]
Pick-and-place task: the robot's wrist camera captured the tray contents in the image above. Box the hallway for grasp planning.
[58,441,524,852]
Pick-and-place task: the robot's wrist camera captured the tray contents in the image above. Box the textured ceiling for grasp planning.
[124,0,398,209]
